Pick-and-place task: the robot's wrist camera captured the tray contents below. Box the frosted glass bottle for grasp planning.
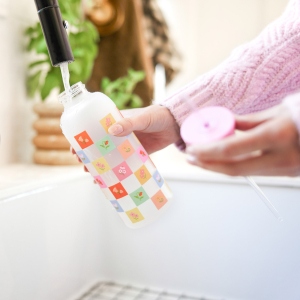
[59,82,173,229]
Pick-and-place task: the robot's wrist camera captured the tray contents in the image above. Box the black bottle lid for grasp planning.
[34,0,59,11]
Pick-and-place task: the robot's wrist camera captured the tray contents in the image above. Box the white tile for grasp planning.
[103,148,124,169]
[142,177,160,198]
[85,122,107,144]
[118,211,132,226]
[127,133,141,151]
[84,144,103,162]
[121,174,141,194]
[101,187,115,200]
[144,159,157,176]
[85,163,99,177]
[118,195,136,212]
[110,134,127,147]
[138,199,158,219]
[161,183,173,200]
[101,170,119,187]
[126,152,143,173]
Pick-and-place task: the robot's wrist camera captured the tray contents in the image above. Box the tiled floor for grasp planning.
[76,282,223,300]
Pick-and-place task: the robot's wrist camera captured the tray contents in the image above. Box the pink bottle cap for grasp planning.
[181,106,236,145]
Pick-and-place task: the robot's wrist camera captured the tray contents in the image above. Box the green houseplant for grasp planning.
[101,68,145,110]
[25,0,99,100]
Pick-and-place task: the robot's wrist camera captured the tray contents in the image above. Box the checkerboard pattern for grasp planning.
[74,112,170,226]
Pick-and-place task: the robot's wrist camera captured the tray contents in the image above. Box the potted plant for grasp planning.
[25,0,99,165]
[101,68,145,110]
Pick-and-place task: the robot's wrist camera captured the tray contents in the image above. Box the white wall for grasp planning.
[0,0,38,165]
[157,0,290,96]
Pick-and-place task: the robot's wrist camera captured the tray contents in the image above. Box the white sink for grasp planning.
[1,146,300,300]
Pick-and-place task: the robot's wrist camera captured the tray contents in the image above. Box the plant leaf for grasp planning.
[41,71,60,100]
[29,60,49,69]
[131,94,143,108]
[26,71,42,98]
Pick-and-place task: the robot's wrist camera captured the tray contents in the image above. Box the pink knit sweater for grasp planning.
[163,0,300,140]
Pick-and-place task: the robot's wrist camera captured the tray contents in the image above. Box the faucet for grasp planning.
[34,0,74,67]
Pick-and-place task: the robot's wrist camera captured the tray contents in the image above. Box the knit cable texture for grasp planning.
[163,0,300,132]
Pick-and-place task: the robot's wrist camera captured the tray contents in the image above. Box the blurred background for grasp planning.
[0,0,289,166]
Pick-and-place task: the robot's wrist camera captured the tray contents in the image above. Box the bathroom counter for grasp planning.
[0,164,89,201]
[1,145,300,201]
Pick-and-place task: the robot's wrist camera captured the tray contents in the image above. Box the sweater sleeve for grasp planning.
[163,0,300,127]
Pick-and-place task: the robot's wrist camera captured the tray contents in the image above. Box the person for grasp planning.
[74,0,300,177]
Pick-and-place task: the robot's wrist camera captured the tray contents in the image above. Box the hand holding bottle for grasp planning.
[71,105,181,173]
[108,105,181,154]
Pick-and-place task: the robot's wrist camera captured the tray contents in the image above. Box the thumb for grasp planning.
[108,113,150,137]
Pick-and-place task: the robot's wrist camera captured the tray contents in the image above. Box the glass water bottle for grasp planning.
[59,82,173,229]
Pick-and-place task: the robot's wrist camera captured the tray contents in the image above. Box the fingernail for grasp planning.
[187,155,197,164]
[108,124,123,135]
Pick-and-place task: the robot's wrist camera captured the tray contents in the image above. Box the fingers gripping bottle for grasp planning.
[59,82,173,228]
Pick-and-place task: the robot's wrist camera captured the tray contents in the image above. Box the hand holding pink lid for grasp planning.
[181,106,283,222]
[181,106,235,145]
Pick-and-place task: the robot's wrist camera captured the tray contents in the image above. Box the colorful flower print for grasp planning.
[119,166,126,175]
[123,146,131,152]
[156,196,164,203]
[78,136,89,144]
[92,157,111,175]
[112,162,132,181]
[75,131,94,149]
[134,191,144,201]
[130,212,139,220]
[106,118,112,128]
[113,203,119,209]
[126,208,145,223]
[151,190,167,210]
[153,170,164,188]
[94,175,107,188]
[113,187,124,195]
[136,145,148,163]
[117,140,134,160]
[110,200,124,212]
[100,113,116,133]
[109,183,128,199]
[78,136,87,143]
[134,165,151,185]
[140,169,146,179]
[99,140,110,150]
[76,150,91,164]
[96,162,105,170]
[96,178,104,186]
[95,136,116,155]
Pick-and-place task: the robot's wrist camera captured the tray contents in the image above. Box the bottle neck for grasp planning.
[58,82,87,110]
